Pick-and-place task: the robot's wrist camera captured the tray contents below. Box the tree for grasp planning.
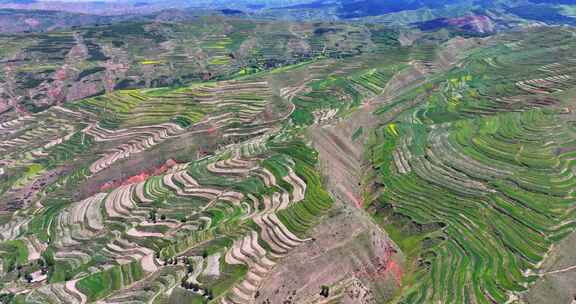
[204,288,213,300]
[24,273,33,283]
[190,283,200,291]
[0,293,15,303]
[320,285,330,298]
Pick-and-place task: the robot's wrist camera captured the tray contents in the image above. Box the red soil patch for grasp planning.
[386,259,403,287]
[100,159,177,191]
[356,198,364,209]
[353,246,402,287]
[54,68,68,81]
[48,84,64,100]
[343,188,363,209]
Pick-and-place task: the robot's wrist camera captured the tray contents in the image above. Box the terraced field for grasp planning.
[0,37,412,300]
[0,17,397,118]
[1,17,576,304]
[0,68,339,302]
[367,26,576,303]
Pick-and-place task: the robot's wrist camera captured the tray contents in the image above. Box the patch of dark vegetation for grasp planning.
[314,27,342,35]
[16,71,49,89]
[22,99,51,113]
[369,28,401,47]
[507,4,576,25]
[25,34,75,59]
[416,18,451,31]
[114,79,139,90]
[85,22,167,43]
[150,76,173,88]
[77,67,106,81]
[220,9,244,15]
[85,40,110,61]
[0,293,15,303]
[413,18,492,38]
[111,40,124,47]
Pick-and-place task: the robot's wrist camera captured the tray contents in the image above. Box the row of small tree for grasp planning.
[180,278,213,300]
[11,258,49,284]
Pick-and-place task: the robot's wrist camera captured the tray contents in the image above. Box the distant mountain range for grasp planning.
[0,8,231,33]
[271,0,576,24]
[0,0,575,33]
[0,0,313,15]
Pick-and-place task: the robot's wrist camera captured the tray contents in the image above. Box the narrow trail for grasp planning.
[543,264,576,276]
[65,279,87,304]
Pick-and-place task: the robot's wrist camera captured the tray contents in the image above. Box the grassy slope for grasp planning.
[367,26,576,303]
